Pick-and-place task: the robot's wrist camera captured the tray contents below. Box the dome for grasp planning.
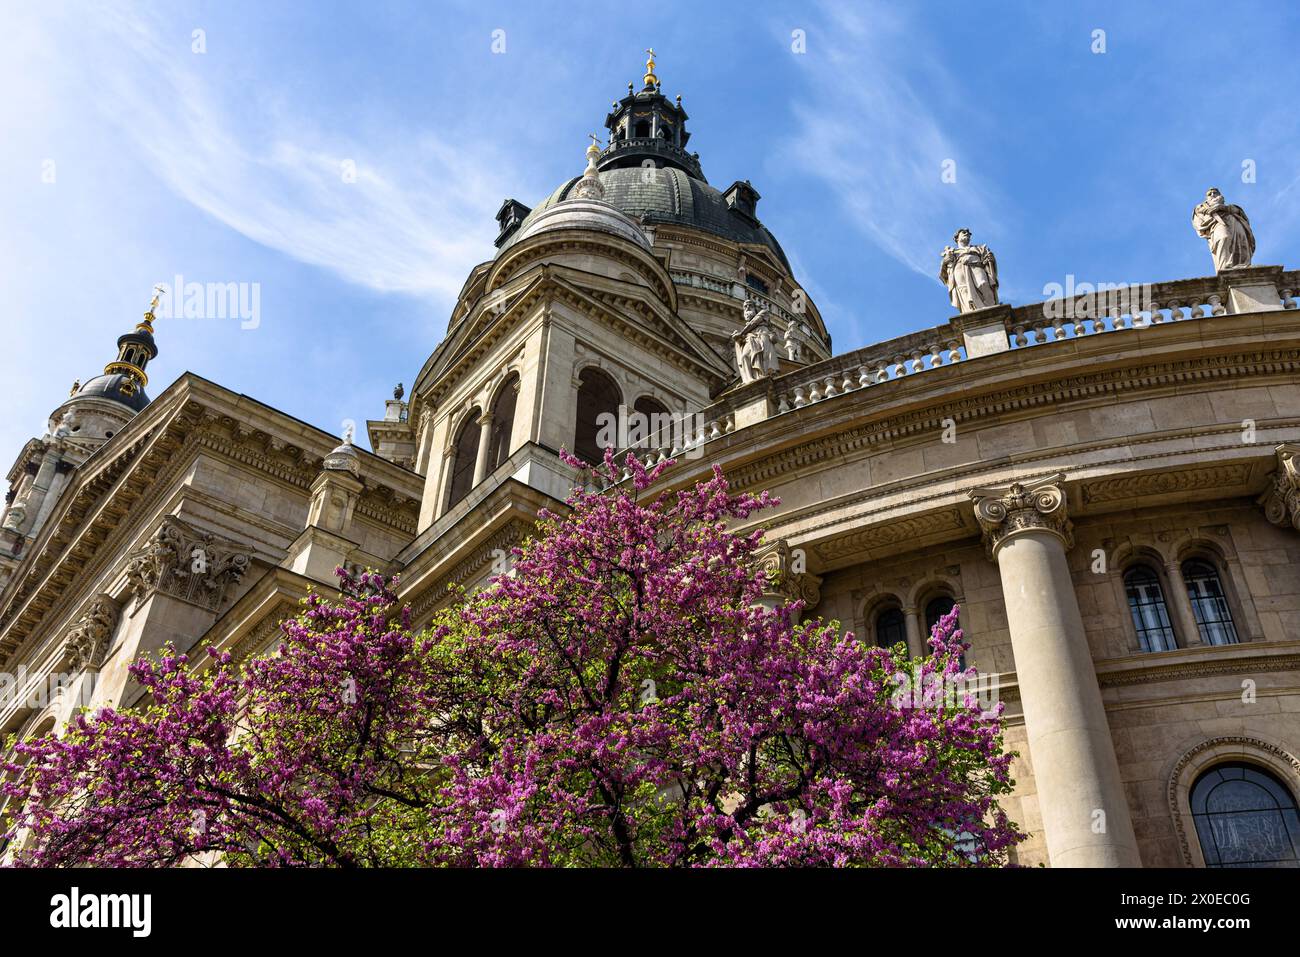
[511,195,652,251]
[499,167,791,270]
[72,373,151,412]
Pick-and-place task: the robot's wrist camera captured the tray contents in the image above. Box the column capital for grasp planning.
[124,515,252,612]
[755,538,822,609]
[1260,443,1300,532]
[968,472,1073,559]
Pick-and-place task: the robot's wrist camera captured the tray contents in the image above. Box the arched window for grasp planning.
[445,409,482,510]
[1182,559,1239,646]
[1124,566,1177,652]
[487,376,519,473]
[573,368,621,465]
[633,119,650,138]
[632,396,671,449]
[874,605,906,649]
[1191,763,1300,867]
[924,595,956,636]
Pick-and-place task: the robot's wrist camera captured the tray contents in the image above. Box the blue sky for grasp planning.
[3,0,1298,460]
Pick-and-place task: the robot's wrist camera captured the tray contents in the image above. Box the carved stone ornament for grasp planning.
[755,538,822,608]
[1260,443,1300,532]
[968,472,1073,558]
[65,593,120,672]
[124,515,252,611]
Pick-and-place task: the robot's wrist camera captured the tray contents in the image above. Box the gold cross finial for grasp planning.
[140,282,165,332]
[643,48,658,88]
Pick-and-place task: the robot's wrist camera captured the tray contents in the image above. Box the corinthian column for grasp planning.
[969,474,1140,867]
[1261,443,1300,532]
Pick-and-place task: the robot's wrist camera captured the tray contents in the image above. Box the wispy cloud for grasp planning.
[778,1,1006,279]
[75,4,522,302]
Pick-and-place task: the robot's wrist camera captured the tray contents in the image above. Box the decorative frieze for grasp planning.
[812,508,966,563]
[65,593,119,672]
[1083,463,1252,505]
[1260,443,1300,532]
[124,515,251,611]
[969,473,1073,558]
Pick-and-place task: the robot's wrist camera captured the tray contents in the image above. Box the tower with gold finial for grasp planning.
[0,287,166,577]
[599,48,703,180]
[102,285,163,398]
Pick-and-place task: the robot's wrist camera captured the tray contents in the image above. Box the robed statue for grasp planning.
[733,297,780,383]
[939,228,999,313]
[1192,188,1254,273]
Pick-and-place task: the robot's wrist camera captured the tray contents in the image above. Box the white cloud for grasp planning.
[779,0,1007,279]
[74,4,521,302]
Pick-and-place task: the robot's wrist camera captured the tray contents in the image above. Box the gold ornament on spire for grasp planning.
[138,282,165,334]
[643,47,658,88]
[104,284,161,393]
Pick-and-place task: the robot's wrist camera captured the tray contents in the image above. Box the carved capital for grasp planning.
[755,538,822,609]
[1260,443,1300,532]
[124,515,252,611]
[65,593,120,672]
[968,472,1073,559]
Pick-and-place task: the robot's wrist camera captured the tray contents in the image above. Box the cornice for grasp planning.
[404,518,529,623]
[0,388,418,668]
[425,269,725,408]
[724,346,1300,495]
[490,231,676,305]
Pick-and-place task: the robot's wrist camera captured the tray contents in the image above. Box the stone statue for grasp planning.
[1,499,25,533]
[53,410,78,440]
[783,322,805,363]
[1192,188,1255,273]
[732,298,780,383]
[939,228,999,313]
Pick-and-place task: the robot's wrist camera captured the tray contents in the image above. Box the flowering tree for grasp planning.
[2,452,1022,867]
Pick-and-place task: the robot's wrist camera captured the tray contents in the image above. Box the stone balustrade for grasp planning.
[772,323,965,415]
[604,266,1297,482]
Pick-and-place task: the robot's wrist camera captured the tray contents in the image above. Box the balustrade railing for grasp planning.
[602,269,1297,482]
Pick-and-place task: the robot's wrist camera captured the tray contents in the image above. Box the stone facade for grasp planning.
[2,63,1298,868]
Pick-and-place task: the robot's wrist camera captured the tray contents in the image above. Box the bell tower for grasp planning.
[0,289,164,591]
[599,50,704,181]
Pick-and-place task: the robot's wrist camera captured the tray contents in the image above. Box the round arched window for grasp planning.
[1191,763,1300,867]
[874,605,906,649]
[445,409,482,510]
[573,368,622,465]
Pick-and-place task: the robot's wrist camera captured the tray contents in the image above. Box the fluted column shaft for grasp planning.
[971,474,1141,867]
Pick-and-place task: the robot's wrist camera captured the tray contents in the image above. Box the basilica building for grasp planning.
[3,55,1299,868]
